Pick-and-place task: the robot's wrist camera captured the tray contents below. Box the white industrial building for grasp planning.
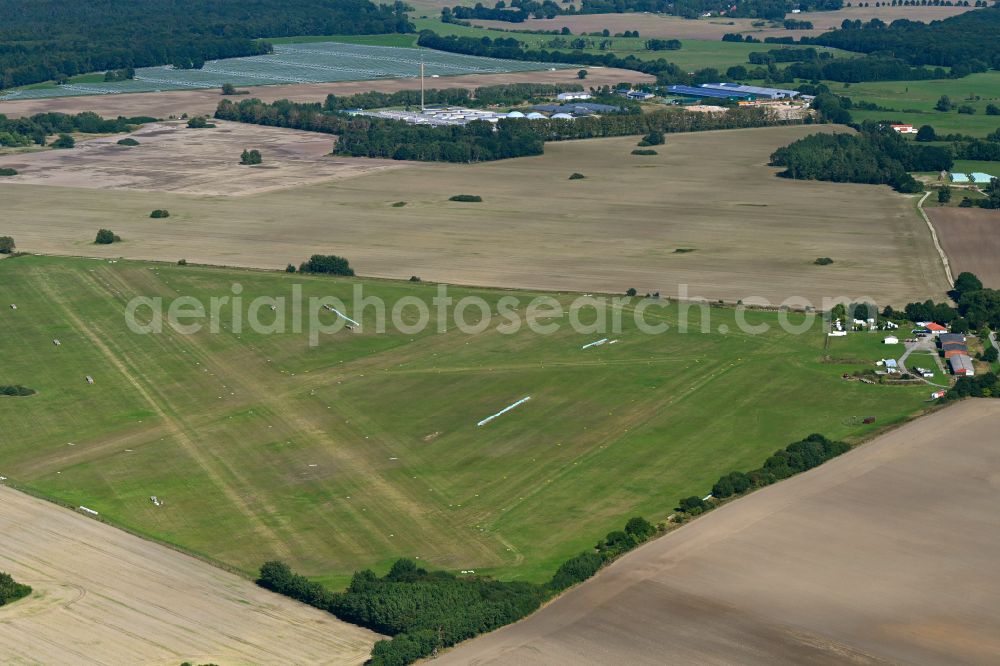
[557,91,592,101]
[699,83,800,100]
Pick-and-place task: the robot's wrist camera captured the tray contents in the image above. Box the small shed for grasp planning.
[85,375,95,384]
[883,336,899,345]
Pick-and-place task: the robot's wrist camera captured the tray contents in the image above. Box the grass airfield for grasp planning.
[0,256,931,587]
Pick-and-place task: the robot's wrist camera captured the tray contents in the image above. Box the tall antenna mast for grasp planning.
[420,58,425,110]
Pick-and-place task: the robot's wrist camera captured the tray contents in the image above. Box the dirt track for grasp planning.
[434,400,1000,665]
[0,486,380,665]
[927,207,1000,289]
[0,68,651,120]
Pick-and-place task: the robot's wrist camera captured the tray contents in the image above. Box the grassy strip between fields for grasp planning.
[258,432,851,666]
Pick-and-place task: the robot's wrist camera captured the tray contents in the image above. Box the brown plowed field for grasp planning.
[927,207,1000,288]
[434,399,1000,666]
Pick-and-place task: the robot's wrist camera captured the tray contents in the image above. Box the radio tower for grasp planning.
[420,58,425,110]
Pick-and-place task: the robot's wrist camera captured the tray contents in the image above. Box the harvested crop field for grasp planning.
[471,5,975,40]
[436,399,1000,666]
[0,121,401,196]
[0,68,650,120]
[927,207,1000,289]
[0,125,947,305]
[0,485,379,665]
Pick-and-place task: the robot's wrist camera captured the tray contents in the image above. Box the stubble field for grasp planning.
[0,256,932,589]
[0,486,379,665]
[0,121,402,196]
[0,125,948,306]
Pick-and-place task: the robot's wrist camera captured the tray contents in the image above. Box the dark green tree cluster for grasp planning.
[0,167,16,176]
[258,513,657,664]
[887,272,1000,331]
[321,83,585,112]
[94,229,121,244]
[299,254,354,276]
[0,385,36,396]
[0,236,14,253]
[449,194,483,202]
[944,372,999,400]
[0,0,412,89]
[0,572,31,605]
[240,149,262,165]
[149,209,170,218]
[786,56,949,83]
[337,118,545,162]
[806,8,1000,74]
[645,39,682,51]
[749,47,828,64]
[707,434,850,500]
[0,112,144,148]
[770,122,953,193]
[103,67,135,82]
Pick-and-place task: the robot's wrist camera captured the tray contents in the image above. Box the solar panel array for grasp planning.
[0,42,571,101]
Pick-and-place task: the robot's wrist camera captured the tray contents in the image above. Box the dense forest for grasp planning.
[216,95,789,162]
[769,120,953,192]
[0,0,412,89]
[0,112,148,147]
[806,8,1000,72]
[444,0,845,23]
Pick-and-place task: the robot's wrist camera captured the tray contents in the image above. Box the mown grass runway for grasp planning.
[0,256,930,587]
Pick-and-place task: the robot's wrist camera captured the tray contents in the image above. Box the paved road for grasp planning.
[898,337,948,388]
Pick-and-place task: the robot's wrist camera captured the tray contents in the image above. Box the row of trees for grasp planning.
[770,119,953,192]
[0,385,35,396]
[0,0,412,89]
[415,31,690,84]
[258,513,658,665]
[0,112,147,148]
[217,96,789,163]
[321,83,584,112]
[444,0,846,23]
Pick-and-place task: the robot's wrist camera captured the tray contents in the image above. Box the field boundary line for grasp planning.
[916,191,954,286]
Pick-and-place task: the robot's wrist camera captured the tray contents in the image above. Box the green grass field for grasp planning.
[0,256,932,588]
[835,72,1000,138]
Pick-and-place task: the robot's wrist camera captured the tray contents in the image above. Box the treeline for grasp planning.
[0,112,148,147]
[258,515,657,665]
[673,434,850,519]
[0,0,412,89]
[786,55,950,82]
[886,271,1000,335]
[337,120,545,161]
[749,47,831,64]
[416,31,689,83]
[321,83,584,111]
[217,96,789,162]
[770,118,953,192]
[806,8,1000,73]
[443,0,844,22]
[0,572,31,605]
